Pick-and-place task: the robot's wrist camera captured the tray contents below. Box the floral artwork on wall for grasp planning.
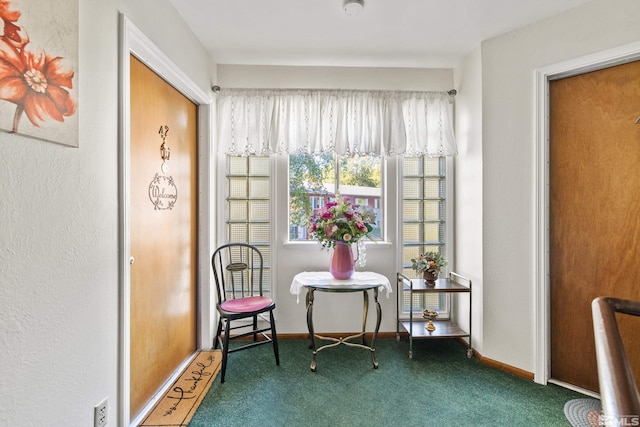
[0,0,78,147]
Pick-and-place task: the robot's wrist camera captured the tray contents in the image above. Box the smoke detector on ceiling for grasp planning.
[344,0,364,16]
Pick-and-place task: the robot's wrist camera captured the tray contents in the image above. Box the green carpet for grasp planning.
[189,338,583,426]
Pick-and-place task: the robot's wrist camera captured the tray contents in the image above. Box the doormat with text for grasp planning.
[139,349,221,427]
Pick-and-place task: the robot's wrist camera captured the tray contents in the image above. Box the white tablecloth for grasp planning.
[289,271,392,303]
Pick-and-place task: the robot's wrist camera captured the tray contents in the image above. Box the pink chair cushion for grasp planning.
[221,296,273,313]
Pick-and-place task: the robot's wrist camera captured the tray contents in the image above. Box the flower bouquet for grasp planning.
[307,195,376,278]
[307,196,375,249]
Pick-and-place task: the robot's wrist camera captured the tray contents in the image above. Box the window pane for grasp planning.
[403,223,421,243]
[401,156,448,314]
[228,156,247,175]
[288,153,335,240]
[262,269,271,293]
[249,177,270,198]
[403,178,422,199]
[423,157,444,176]
[227,200,247,221]
[227,177,247,198]
[403,200,422,222]
[423,200,445,221]
[423,222,446,243]
[289,153,383,241]
[339,156,382,239]
[424,178,445,198]
[224,155,271,298]
[249,200,270,221]
[403,157,421,176]
[256,245,270,267]
[249,223,270,244]
[402,246,421,267]
[249,156,269,176]
[227,223,247,242]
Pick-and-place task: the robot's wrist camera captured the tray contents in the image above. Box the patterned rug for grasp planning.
[139,350,221,427]
[564,398,603,427]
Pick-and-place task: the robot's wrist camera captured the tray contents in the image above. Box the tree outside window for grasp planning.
[289,154,382,241]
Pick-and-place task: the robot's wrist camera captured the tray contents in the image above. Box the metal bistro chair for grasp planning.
[211,243,280,383]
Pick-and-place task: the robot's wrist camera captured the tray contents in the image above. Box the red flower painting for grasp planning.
[0,0,26,48]
[0,1,20,25]
[0,0,76,134]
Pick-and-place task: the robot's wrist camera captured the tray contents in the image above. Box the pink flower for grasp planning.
[324,225,337,237]
[321,210,333,220]
[306,196,375,248]
[307,222,317,234]
[0,40,76,128]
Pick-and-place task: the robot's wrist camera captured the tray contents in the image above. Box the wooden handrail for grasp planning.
[592,296,640,422]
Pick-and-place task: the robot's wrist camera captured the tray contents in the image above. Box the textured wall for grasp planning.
[453,46,484,353]
[0,0,212,425]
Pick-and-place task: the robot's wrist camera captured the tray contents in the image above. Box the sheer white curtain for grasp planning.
[217,88,457,157]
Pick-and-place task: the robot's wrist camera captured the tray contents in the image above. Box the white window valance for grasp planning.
[217,88,457,157]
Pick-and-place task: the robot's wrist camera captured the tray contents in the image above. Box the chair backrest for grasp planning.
[212,243,264,304]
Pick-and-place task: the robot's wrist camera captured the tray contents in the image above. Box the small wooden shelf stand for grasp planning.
[396,271,472,359]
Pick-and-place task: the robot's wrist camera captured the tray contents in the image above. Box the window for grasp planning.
[401,156,448,315]
[310,196,324,210]
[224,155,272,297]
[288,153,383,241]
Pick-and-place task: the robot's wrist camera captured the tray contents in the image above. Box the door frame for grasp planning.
[118,14,214,426]
[534,41,640,387]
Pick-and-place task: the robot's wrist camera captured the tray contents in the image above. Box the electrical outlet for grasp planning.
[94,397,108,427]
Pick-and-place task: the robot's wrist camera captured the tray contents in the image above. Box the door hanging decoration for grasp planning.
[149,125,177,210]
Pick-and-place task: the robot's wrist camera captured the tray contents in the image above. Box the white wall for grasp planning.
[480,0,640,372]
[217,65,454,334]
[4,2,636,424]
[453,46,483,353]
[0,0,213,425]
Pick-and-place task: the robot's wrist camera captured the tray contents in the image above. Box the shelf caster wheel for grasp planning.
[466,348,473,358]
[396,333,400,342]
[408,351,413,359]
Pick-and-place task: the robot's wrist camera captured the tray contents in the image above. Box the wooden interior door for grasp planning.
[550,59,640,392]
[129,55,198,418]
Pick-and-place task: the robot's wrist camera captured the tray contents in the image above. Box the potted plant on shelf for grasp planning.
[411,251,447,285]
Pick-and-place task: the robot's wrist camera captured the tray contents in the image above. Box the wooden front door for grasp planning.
[129,55,198,418]
[549,59,640,392]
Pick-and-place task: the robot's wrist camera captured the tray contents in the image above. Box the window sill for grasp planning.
[282,240,392,249]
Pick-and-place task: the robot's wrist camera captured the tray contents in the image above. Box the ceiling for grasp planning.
[168,0,593,68]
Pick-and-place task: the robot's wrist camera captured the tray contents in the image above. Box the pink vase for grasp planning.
[330,241,355,280]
